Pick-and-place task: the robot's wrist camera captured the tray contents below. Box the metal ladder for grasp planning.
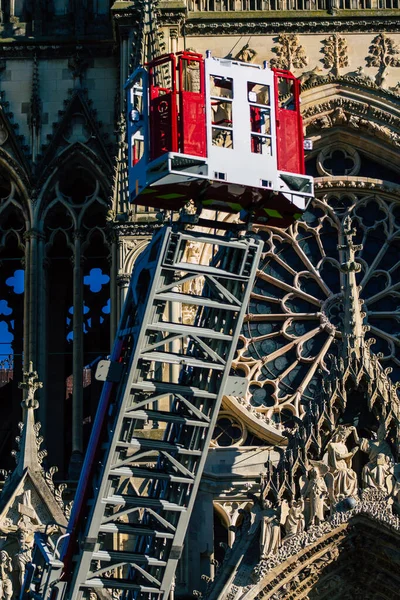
[35,224,263,600]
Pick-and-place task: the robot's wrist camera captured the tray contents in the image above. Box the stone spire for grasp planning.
[338,215,365,360]
[0,363,68,534]
[29,55,41,164]
[15,363,43,476]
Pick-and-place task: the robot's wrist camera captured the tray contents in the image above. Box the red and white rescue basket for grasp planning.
[126,51,313,227]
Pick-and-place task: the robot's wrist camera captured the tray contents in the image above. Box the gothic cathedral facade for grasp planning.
[0,1,399,599]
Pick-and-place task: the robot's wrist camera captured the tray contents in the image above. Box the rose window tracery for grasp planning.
[232,185,400,430]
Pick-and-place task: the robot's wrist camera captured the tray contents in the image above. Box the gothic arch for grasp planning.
[300,81,400,174]
[35,144,111,223]
[0,163,29,467]
[33,152,111,477]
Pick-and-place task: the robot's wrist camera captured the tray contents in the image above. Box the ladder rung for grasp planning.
[82,578,161,593]
[139,351,225,370]
[147,322,233,340]
[92,550,166,566]
[131,380,217,399]
[169,262,248,280]
[155,291,238,311]
[99,522,174,539]
[103,495,187,512]
[115,438,202,455]
[124,409,210,428]
[109,466,194,484]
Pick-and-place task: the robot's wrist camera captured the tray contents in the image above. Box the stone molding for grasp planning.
[183,15,400,36]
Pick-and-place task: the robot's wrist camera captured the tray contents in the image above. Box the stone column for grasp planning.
[109,230,118,349]
[170,29,178,54]
[36,235,47,427]
[22,231,31,370]
[117,273,130,323]
[69,230,84,478]
[120,33,129,100]
[27,229,43,373]
[187,490,215,592]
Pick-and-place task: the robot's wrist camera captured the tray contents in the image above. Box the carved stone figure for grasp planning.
[0,551,12,600]
[357,423,394,492]
[259,500,281,559]
[235,45,257,63]
[302,462,329,526]
[14,520,35,587]
[284,498,305,537]
[325,425,358,503]
[248,476,282,559]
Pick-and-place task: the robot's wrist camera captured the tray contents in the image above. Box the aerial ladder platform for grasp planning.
[22,51,312,600]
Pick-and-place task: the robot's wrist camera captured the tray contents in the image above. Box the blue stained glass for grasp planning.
[6,270,24,294]
[0,321,13,356]
[102,299,111,314]
[0,300,12,316]
[84,268,110,293]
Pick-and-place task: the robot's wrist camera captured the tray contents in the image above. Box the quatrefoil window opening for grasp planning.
[317,144,361,177]
[212,414,246,447]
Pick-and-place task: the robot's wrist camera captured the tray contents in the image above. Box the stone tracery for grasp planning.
[230,184,400,437]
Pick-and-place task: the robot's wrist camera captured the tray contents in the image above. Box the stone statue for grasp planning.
[325,425,358,503]
[0,551,12,600]
[249,475,282,559]
[302,462,329,527]
[356,423,394,492]
[259,499,281,559]
[284,498,305,537]
[235,45,257,63]
[15,519,35,587]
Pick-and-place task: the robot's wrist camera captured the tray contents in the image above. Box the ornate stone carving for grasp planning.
[229,185,400,440]
[252,489,400,586]
[18,362,42,410]
[0,364,69,597]
[270,34,308,71]
[367,33,400,87]
[322,34,349,76]
[317,144,360,177]
[183,18,400,37]
[325,426,359,504]
[259,501,281,559]
[283,499,305,537]
[357,422,394,493]
[235,45,257,63]
[302,462,329,526]
[248,476,282,560]
[68,50,89,83]
[0,551,12,600]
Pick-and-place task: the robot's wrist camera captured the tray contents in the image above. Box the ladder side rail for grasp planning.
[61,282,137,579]
[66,228,174,599]
[64,224,169,569]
